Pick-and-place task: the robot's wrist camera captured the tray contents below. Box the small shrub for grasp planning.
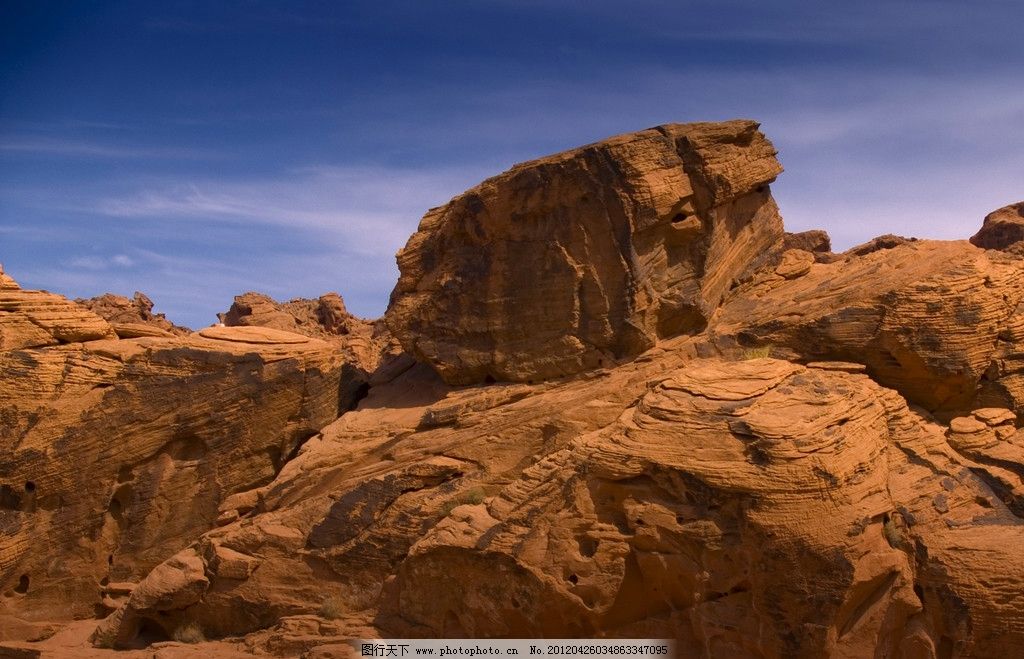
[741,345,772,360]
[440,487,487,517]
[882,515,907,549]
[172,620,205,644]
[319,594,346,620]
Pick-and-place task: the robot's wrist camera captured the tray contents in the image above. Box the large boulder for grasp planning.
[387,120,784,384]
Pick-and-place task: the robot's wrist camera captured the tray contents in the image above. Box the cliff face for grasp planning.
[3,123,1024,659]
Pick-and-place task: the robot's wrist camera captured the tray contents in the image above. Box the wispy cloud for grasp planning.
[0,137,217,160]
[90,165,487,257]
[66,254,135,270]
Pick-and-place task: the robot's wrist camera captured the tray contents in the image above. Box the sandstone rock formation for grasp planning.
[970,201,1024,252]
[77,291,191,338]
[3,123,1024,659]
[387,120,784,384]
[218,291,406,396]
[218,292,356,339]
[1,272,117,350]
[782,229,832,257]
[0,274,354,627]
[712,240,1024,418]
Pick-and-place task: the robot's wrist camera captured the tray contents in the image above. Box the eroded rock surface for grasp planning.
[0,276,352,624]
[713,240,1024,417]
[88,352,1024,657]
[387,120,784,384]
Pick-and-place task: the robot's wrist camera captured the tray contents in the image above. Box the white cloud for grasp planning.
[0,137,216,160]
[90,165,489,257]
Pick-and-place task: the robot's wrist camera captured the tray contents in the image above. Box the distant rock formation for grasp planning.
[219,292,354,338]
[219,291,406,387]
[77,291,191,338]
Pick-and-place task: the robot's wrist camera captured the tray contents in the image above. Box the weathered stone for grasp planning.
[76,292,191,337]
[387,120,784,384]
[0,276,350,623]
[714,241,1024,415]
[971,201,1024,251]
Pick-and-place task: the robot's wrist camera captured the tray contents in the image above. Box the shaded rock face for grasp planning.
[970,201,1024,252]
[77,291,191,338]
[0,276,352,622]
[388,120,784,385]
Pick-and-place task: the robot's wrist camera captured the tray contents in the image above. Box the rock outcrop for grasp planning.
[77,291,191,338]
[0,275,353,624]
[970,201,1024,252]
[1,273,117,350]
[387,120,784,384]
[218,291,406,391]
[713,240,1024,418]
[218,292,356,340]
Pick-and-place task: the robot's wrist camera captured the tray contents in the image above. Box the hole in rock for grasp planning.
[511,597,521,609]
[913,584,925,601]
[108,554,114,566]
[14,574,29,594]
[756,185,767,193]
[108,497,123,521]
[567,574,579,585]
[671,213,689,224]
[578,537,599,558]
[100,576,109,587]
[484,375,497,385]
[135,618,170,645]
[23,481,35,494]
[167,433,206,461]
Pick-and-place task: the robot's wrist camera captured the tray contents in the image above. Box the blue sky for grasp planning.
[2,1,1023,328]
